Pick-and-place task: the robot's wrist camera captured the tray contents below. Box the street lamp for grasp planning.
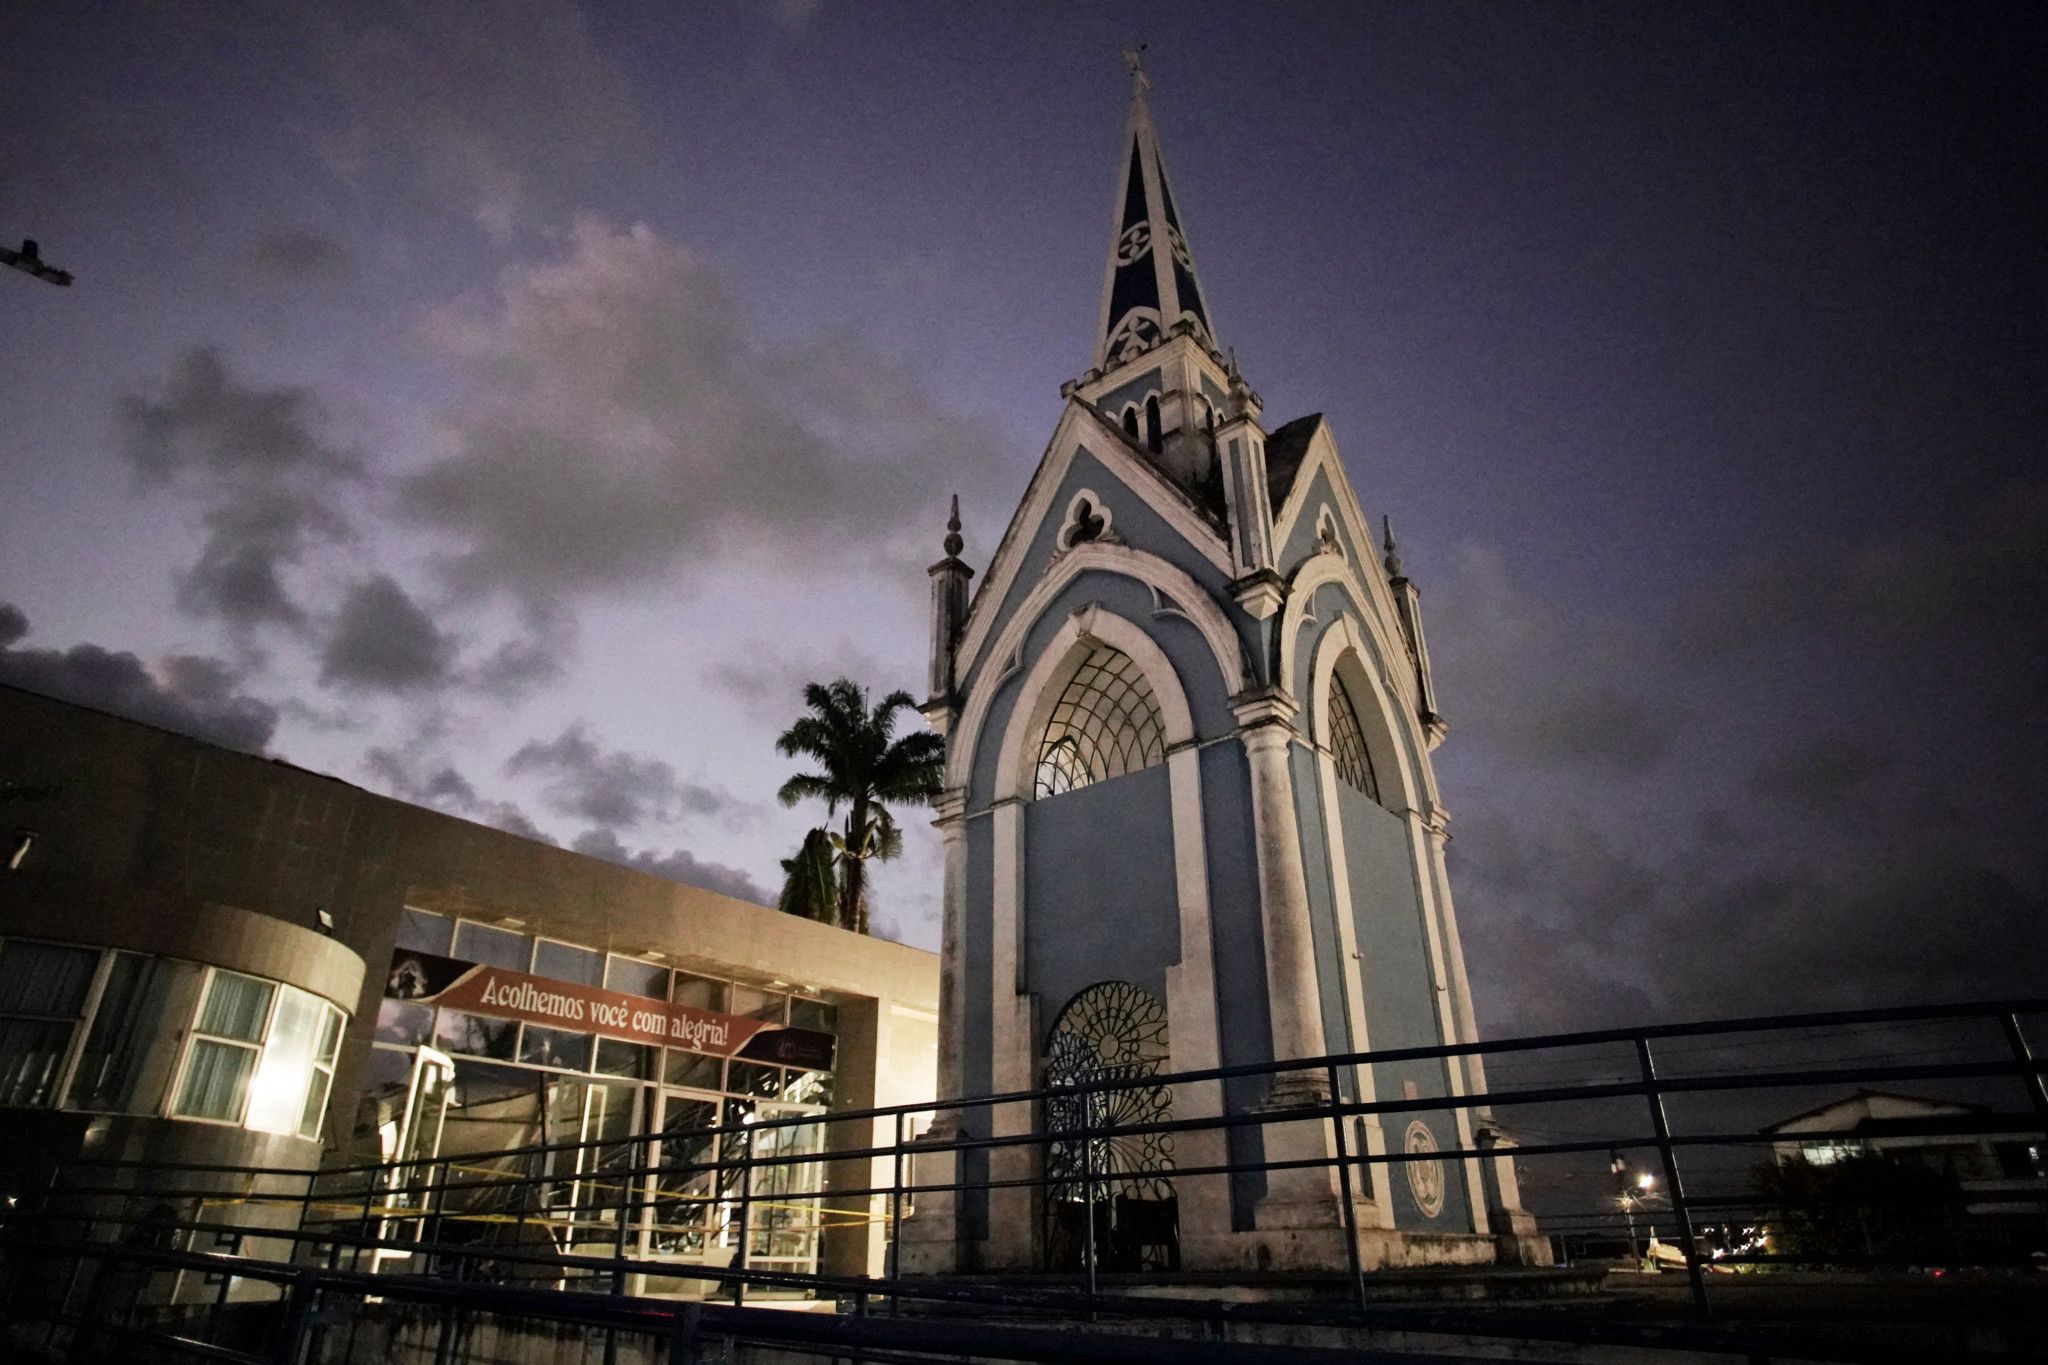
[1611,1154,1660,1268]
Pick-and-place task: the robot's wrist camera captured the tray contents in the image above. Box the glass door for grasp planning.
[744,1101,827,1276]
[373,1046,454,1270]
[644,1088,723,1267]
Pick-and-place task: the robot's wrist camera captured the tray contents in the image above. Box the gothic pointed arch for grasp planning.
[1306,612,1427,815]
[991,602,1193,802]
[947,542,1242,792]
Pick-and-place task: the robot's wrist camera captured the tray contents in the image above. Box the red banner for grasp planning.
[385,949,833,1069]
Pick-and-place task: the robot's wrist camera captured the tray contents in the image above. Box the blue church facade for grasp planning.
[905,63,1542,1274]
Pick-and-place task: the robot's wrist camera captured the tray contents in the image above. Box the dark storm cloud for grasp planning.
[504,722,737,831]
[0,603,277,753]
[402,218,1003,612]
[571,828,769,907]
[363,744,550,843]
[1440,476,2048,1037]
[312,0,642,235]
[319,575,454,692]
[118,346,361,629]
[249,228,355,283]
[1430,544,1685,776]
[1670,480,2048,668]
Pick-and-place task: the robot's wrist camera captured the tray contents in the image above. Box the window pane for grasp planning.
[519,1025,594,1071]
[0,1018,76,1107]
[788,998,836,1036]
[376,1000,433,1046]
[175,1039,258,1121]
[199,972,275,1043]
[728,1061,783,1099]
[672,974,726,1013]
[394,908,452,955]
[663,1050,723,1092]
[533,940,601,986]
[729,986,784,1025]
[453,922,530,970]
[595,1039,654,1079]
[0,940,98,1016]
[606,955,669,1001]
[316,1006,345,1065]
[246,987,325,1135]
[67,954,198,1113]
[299,1067,335,1141]
[435,1009,518,1060]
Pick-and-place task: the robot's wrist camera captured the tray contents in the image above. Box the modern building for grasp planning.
[905,63,1541,1275]
[1765,1089,2048,1217]
[0,681,938,1281]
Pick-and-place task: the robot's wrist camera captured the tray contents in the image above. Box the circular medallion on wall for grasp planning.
[1404,1119,1446,1218]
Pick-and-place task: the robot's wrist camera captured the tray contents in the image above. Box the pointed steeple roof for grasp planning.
[1094,51,1216,370]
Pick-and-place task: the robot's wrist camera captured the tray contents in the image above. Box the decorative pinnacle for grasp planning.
[943,494,964,558]
[1121,44,1151,97]
[1382,515,1404,578]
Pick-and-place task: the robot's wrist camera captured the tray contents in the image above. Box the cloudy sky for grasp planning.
[2,2,2041,1040]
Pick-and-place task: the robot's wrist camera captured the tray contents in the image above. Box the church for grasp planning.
[907,61,1543,1274]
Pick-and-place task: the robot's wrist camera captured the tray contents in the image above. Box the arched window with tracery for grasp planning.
[1033,647,1167,798]
[1327,675,1380,802]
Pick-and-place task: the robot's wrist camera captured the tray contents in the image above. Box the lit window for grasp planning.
[0,939,99,1108]
[1327,677,1380,801]
[174,972,346,1138]
[1033,646,1167,799]
[174,970,275,1123]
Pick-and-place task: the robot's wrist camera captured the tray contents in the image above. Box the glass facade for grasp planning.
[357,909,843,1277]
[0,936,348,1141]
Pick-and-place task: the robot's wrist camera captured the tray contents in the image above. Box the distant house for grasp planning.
[1764,1089,2045,1216]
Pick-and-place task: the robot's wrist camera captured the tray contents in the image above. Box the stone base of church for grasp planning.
[1183,1225,1534,1275]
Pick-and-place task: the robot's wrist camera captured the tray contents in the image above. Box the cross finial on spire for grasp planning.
[1121,45,1150,97]
[1382,516,1405,579]
[943,494,964,559]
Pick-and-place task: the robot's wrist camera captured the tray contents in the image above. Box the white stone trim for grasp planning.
[949,542,1244,791]
[1164,744,1231,1239]
[1269,422,1413,662]
[1305,613,1426,817]
[953,401,1231,686]
[1279,560,1436,806]
[1308,613,1481,1228]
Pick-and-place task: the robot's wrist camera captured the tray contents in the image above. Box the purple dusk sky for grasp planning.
[2,2,2042,1035]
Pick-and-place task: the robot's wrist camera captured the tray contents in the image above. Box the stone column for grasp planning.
[933,791,969,1102]
[1238,714,1329,1095]
[1236,698,1343,1232]
[899,790,969,1274]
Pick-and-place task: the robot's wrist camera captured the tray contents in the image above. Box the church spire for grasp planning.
[1094,50,1217,371]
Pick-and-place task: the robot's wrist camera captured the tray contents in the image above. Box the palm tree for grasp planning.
[776,827,838,923]
[775,679,944,935]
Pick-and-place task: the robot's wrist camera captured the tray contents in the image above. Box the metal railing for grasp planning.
[3,997,2043,1363]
